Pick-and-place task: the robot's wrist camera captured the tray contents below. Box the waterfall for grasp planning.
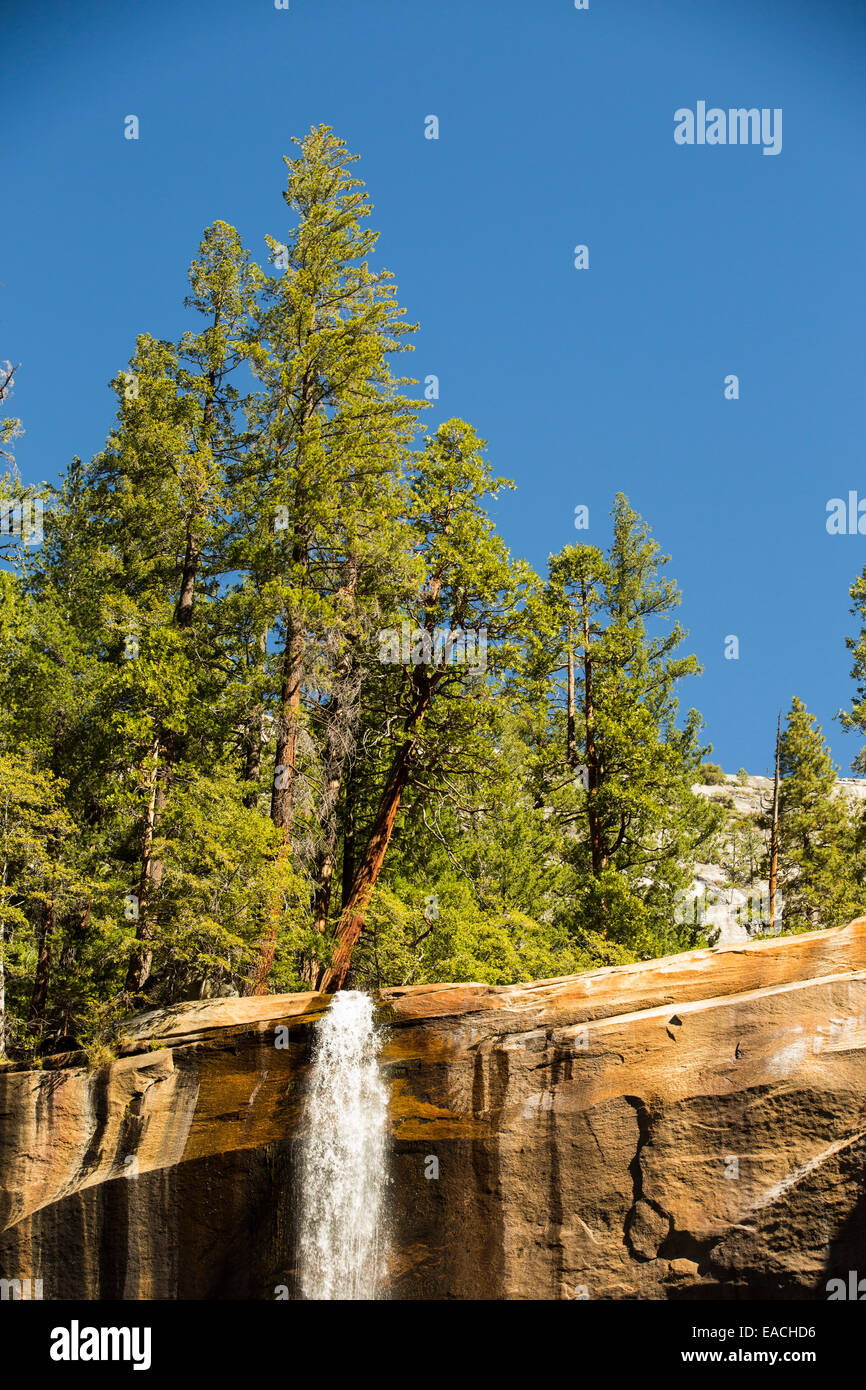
[297,990,389,1300]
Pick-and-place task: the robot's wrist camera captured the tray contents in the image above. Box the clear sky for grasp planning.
[2,0,866,776]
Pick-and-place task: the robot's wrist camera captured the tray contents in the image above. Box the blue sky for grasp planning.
[2,0,866,775]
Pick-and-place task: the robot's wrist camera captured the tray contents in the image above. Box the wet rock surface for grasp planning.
[3,920,866,1299]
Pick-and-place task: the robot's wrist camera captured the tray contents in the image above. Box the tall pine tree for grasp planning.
[778,697,858,932]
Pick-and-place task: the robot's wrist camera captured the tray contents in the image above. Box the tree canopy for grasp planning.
[2,125,863,1061]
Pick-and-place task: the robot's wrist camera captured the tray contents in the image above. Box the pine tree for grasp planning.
[534,495,719,954]
[230,126,422,989]
[7,223,293,1027]
[778,697,859,932]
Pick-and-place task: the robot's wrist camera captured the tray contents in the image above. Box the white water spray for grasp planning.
[297,990,389,1300]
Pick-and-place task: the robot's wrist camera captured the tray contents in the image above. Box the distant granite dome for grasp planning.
[687,774,866,945]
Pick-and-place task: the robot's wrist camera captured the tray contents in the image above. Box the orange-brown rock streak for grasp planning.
[3,920,866,1299]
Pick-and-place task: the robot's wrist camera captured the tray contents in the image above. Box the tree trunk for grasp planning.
[124,521,195,995]
[316,742,416,993]
[242,832,291,996]
[241,629,268,807]
[175,366,215,629]
[125,372,214,992]
[305,767,343,985]
[242,707,264,807]
[268,364,316,838]
[340,764,357,911]
[270,622,305,831]
[249,604,307,994]
[175,526,201,629]
[125,739,168,994]
[57,902,90,1045]
[317,679,432,993]
[309,640,361,972]
[566,623,577,769]
[581,582,605,876]
[28,899,54,1036]
[768,712,781,927]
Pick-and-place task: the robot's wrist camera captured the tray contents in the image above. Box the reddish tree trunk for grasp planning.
[317,673,432,993]
[317,742,416,993]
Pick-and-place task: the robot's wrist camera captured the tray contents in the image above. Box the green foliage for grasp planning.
[352,878,631,990]
[521,495,721,954]
[724,813,766,888]
[700,762,726,785]
[778,697,861,932]
[10,129,858,1057]
[0,748,79,1055]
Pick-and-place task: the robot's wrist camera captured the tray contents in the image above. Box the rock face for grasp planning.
[690,776,866,945]
[3,922,866,1299]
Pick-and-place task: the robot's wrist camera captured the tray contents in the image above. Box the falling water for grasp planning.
[297,990,389,1300]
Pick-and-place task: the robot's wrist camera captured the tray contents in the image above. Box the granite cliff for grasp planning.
[3,920,866,1299]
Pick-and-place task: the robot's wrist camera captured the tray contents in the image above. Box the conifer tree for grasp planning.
[80,296,255,995]
[232,126,422,988]
[778,697,858,932]
[533,495,718,952]
[20,224,275,1015]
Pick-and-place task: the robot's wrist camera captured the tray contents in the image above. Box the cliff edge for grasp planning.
[3,920,866,1299]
